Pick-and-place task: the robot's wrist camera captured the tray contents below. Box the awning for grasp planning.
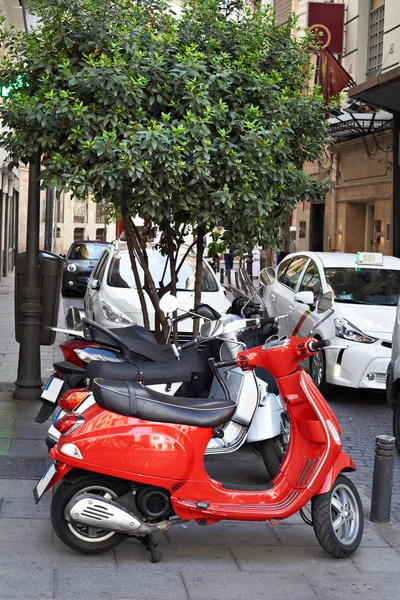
[348,66,400,114]
[329,111,393,139]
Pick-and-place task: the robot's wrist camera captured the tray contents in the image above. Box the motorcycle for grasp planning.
[34,298,364,561]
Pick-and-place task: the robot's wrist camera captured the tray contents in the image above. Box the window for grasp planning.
[281,257,308,290]
[367,2,385,75]
[277,258,293,283]
[299,261,322,300]
[91,250,110,282]
[73,227,85,242]
[56,227,61,238]
[73,200,86,223]
[96,202,107,224]
[96,228,107,242]
[107,250,218,292]
[68,242,108,261]
[325,267,400,306]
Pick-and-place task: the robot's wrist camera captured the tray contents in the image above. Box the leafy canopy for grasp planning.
[0,0,329,256]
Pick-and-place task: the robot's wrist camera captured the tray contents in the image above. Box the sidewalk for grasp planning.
[0,272,400,599]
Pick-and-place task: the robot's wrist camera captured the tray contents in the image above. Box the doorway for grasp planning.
[310,203,325,251]
[365,204,375,251]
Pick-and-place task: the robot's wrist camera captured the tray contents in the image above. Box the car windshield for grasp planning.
[68,243,107,260]
[107,251,219,292]
[325,267,400,306]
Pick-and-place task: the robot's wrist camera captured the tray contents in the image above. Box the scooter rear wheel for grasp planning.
[51,475,129,554]
[311,474,363,558]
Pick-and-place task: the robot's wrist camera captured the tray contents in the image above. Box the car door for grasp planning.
[268,256,309,336]
[292,258,324,336]
[85,250,110,317]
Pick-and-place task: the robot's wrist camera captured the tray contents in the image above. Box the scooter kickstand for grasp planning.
[138,534,163,563]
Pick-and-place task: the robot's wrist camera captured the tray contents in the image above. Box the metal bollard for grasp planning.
[370,435,396,523]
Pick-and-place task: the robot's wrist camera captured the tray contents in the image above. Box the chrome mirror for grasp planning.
[159,294,179,315]
[200,320,224,339]
[317,291,333,314]
[259,267,276,286]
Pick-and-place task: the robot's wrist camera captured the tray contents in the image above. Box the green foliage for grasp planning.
[0,0,329,267]
[207,231,227,262]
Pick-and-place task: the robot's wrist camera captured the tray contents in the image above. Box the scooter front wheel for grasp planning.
[51,475,129,554]
[312,474,364,558]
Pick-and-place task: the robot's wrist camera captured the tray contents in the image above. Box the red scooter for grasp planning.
[34,331,364,561]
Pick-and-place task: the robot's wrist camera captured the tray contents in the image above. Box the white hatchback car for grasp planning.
[84,242,231,333]
[263,251,400,393]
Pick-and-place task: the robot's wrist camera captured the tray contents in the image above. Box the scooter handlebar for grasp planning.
[307,339,331,353]
[214,358,237,368]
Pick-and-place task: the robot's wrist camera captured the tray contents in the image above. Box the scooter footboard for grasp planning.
[313,451,356,495]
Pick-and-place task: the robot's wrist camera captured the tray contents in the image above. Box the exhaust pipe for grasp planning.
[65,493,177,535]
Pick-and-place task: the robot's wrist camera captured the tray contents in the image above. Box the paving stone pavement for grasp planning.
[0,276,400,599]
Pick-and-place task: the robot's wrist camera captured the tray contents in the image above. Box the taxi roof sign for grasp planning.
[356,252,383,266]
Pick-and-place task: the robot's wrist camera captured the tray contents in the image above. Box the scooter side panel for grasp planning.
[55,404,210,482]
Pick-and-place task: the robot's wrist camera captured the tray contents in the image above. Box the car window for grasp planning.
[107,251,219,292]
[91,250,109,280]
[277,258,293,283]
[281,257,308,290]
[68,243,108,261]
[325,267,400,306]
[299,260,322,300]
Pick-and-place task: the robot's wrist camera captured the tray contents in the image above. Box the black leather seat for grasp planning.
[85,360,192,386]
[92,379,236,428]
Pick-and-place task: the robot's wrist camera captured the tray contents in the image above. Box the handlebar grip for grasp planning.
[308,339,331,352]
[215,359,237,368]
[179,338,199,351]
[260,317,277,327]
[171,313,192,324]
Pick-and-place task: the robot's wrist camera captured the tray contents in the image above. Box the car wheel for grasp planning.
[393,402,400,454]
[310,349,334,396]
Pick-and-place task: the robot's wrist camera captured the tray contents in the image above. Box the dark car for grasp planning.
[62,241,109,295]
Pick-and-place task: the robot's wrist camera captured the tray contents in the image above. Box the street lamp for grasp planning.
[13,1,43,401]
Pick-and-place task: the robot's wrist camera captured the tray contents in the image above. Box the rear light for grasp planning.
[59,340,99,367]
[54,414,79,434]
[58,389,90,411]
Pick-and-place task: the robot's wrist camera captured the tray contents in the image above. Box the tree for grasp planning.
[0,0,329,337]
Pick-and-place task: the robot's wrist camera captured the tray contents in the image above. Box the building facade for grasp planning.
[269,0,398,257]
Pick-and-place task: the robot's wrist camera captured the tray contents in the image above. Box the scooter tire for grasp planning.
[311,474,364,558]
[51,475,130,554]
[393,402,400,454]
[258,436,284,480]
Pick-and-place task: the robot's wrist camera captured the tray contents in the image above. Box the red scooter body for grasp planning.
[46,336,355,525]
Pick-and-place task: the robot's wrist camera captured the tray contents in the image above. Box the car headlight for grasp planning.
[100,301,133,324]
[334,318,377,344]
[66,263,77,272]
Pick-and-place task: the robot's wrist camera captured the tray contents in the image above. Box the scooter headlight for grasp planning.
[100,301,133,324]
[334,318,377,344]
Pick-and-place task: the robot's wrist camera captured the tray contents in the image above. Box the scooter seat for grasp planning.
[85,360,192,386]
[92,379,236,428]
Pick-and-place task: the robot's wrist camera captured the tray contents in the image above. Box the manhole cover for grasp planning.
[0,383,15,393]
[0,457,47,479]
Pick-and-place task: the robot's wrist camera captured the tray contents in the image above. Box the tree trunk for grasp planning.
[193,223,206,337]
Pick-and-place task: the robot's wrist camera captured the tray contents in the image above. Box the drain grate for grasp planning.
[0,383,15,393]
[0,457,47,479]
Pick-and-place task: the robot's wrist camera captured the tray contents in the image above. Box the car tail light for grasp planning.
[58,389,90,411]
[59,340,99,367]
[54,414,80,434]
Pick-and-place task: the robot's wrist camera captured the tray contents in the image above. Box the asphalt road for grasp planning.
[61,293,400,522]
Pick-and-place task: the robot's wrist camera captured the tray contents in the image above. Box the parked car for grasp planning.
[62,241,109,296]
[386,299,400,453]
[263,251,400,393]
[84,242,231,333]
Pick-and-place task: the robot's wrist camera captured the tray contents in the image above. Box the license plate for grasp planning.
[41,376,64,404]
[33,461,57,504]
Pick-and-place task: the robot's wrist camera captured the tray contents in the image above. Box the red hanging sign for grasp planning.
[307,1,345,54]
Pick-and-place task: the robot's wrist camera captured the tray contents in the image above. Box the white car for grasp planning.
[84,242,231,333]
[263,251,400,392]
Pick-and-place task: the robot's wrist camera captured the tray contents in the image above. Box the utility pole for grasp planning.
[13,154,43,400]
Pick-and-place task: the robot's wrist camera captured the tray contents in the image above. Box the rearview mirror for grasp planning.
[294,291,314,306]
[200,320,224,339]
[65,307,87,330]
[90,279,100,291]
[317,291,333,313]
[259,267,276,286]
[159,294,179,315]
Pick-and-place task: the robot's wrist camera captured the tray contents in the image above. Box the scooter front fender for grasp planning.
[313,451,356,495]
[246,393,284,442]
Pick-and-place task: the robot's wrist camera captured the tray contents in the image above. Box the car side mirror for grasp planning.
[317,291,333,313]
[259,267,276,286]
[90,279,100,291]
[294,291,315,306]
